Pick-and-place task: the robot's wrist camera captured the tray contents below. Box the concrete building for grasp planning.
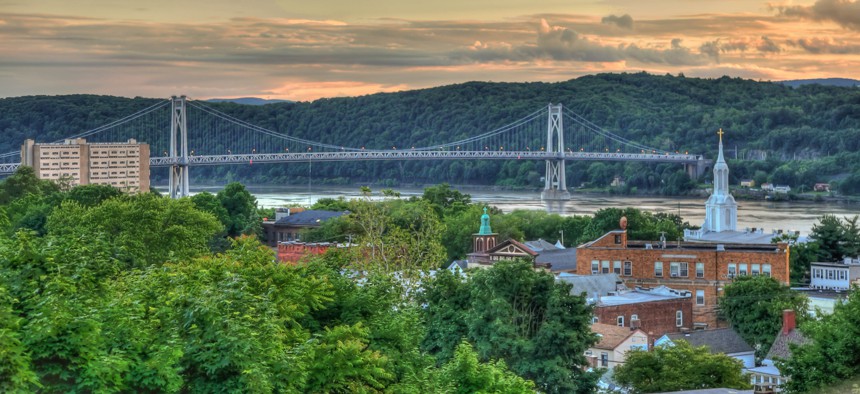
[21,138,150,193]
[576,229,790,328]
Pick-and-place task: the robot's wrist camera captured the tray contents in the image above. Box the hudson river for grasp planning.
[224,186,860,236]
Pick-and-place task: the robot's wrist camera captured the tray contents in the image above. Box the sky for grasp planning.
[1,0,859,101]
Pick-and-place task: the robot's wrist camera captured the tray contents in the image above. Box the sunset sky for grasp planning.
[1,0,859,101]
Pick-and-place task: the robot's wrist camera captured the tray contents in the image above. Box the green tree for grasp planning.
[423,260,600,394]
[64,184,123,207]
[809,214,860,262]
[615,340,750,393]
[0,284,39,393]
[422,183,472,217]
[779,290,860,393]
[217,182,261,237]
[719,275,809,360]
[434,341,535,394]
[0,166,59,205]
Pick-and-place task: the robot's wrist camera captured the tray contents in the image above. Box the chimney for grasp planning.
[782,309,796,334]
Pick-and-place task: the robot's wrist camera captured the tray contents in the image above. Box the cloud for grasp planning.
[790,37,860,54]
[601,14,634,29]
[757,36,781,53]
[774,0,860,30]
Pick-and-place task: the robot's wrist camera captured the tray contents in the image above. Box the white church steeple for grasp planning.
[702,129,737,232]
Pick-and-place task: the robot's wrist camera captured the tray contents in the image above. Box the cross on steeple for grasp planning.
[717,128,724,142]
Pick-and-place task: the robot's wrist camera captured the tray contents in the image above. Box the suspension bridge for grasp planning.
[0,96,710,210]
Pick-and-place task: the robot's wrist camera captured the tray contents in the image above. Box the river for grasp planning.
[183,185,860,236]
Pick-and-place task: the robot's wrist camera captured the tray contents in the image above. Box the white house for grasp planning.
[810,257,860,290]
[587,323,649,369]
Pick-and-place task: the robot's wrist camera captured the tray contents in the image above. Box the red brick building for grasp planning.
[277,241,333,265]
[576,230,790,328]
[594,286,694,338]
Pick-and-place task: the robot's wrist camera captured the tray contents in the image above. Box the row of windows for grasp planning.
[91,150,137,156]
[812,267,848,280]
[597,310,686,329]
[90,160,140,166]
[728,263,772,277]
[591,260,633,276]
[43,151,79,156]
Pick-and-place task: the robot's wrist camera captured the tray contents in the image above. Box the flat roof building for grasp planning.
[21,138,150,193]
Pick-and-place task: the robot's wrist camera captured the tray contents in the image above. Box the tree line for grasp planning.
[3,72,860,194]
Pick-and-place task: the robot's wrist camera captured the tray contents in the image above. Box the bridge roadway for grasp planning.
[0,150,702,174]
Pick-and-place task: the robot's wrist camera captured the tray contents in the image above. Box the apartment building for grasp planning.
[21,138,150,193]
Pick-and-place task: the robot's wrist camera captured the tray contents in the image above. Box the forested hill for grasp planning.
[2,73,860,193]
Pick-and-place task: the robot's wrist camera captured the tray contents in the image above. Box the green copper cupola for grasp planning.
[478,207,493,235]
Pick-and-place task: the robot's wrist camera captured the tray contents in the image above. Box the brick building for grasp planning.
[277,241,333,264]
[262,208,348,247]
[576,229,790,328]
[594,286,693,338]
[21,138,150,193]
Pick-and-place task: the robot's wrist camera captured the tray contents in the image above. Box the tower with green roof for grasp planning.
[472,207,498,255]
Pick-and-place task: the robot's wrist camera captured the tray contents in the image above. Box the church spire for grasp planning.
[478,207,493,235]
[702,128,737,232]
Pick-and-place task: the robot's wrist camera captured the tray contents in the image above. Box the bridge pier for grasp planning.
[540,104,570,213]
[685,157,713,181]
[168,95,190,198]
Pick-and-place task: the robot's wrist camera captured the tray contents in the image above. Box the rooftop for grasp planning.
[536,248,577,272]
[625,240,783,253]
[654,389,753,394]
[684,230,777,245]
[666,328,754,355]
[598,286,691,307]
[765,327,809,361]
[592,323,641,350]
[271,210,348,226]
[557,273,620,301]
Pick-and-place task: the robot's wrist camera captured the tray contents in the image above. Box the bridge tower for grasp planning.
[168,95,190,198]
[541,103,570,213]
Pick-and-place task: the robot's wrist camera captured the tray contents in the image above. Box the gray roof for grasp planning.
[598,286,691,307]
[655,389,753,394]
[765,328,809,361]
[557,273,620,299]
[667,328,754,355]
[685,230,776,244]
[536,248,577,271]
[524,239,560,252]
[273,210,347,226]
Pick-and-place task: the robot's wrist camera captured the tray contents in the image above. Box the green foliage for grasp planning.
[718,275,809,360]
[615,340,751,393]
[434,341,535,394]
[422,260,600,394]
[579,207,691,244]
[421,183,472,217]
[46,193,222,268]
[0,284,39,393]
[779,290,860,393]
[7,75,860,192]
[217,182,261,237]
[809,214,860,262]
[64,184,123,207]
[0,166,60,205]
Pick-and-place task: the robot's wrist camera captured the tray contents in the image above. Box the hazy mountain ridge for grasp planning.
[206,97,292,105]
[779,78,860,88]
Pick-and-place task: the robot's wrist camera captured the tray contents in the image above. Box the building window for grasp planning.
[623,261,632,276]
[602,260,610,274]
[670,262,688,277]
[613,261,622,274]
[696,262,704,278]
[614,234,622,244]
[813,268,822,279]
[763,264,771,277]
[631,314,638,322]
[600,352,609,367]
[752,264,761,276]
[617,316,624,326]
[839,270,847,281]
[739,264,748,276]
[655,262,663,277]
[591,260,599,274]
[592,316,599,324]
[728,263,737,278]
[696,290,705,306]
[676,310,683,327]
[827,269,835,280]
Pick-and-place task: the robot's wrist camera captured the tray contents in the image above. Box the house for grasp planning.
[656,328,755,368]
[773,185,791,194]
[809,257,860,290]
[760,183,774,191]
[262,208,348,247]
[814,183,831,192]
[594,286,694,337]
[576,229,790,328]
[587,323,649,369]
[740,179,755,188]
[746,310,809,392]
